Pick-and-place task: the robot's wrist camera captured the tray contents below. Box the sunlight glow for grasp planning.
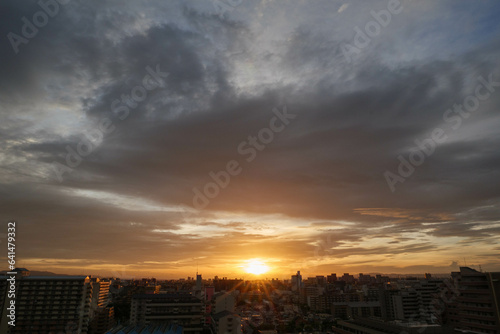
[244,259,270,275]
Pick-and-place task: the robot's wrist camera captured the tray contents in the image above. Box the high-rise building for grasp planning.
[130,292,204,333]
[213,291,237,314]
[392,289,420,320]
[1,271,116,334]
[379,277,443,324]
[194,274,203,299]
[291,271,302,292]
[414,277,443,322]
[89,278,115,334]
[0,271,93,334]
[196,274,202,291]
[380,288,400,321]
[447,267,500,333]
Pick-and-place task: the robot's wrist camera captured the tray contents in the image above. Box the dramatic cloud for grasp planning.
[1,0,499,278]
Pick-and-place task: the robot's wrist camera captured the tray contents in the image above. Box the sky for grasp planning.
[1,0,500,279]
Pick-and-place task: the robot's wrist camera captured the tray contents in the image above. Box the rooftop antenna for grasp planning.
[479,264,483,272]
[463,257,467,267]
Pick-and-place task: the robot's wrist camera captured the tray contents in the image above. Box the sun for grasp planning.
[244,259,270,275]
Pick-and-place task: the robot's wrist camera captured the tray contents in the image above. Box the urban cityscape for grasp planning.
[1,266,500,333]
[2,0,500,334]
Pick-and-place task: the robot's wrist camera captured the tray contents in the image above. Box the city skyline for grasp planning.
[3,265,499,333]
[0,265,471,282]
[1,258,493,281]
[1,0,500,279]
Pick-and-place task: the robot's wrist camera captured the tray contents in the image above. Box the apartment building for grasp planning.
[130,293,204,333]
[0,272,92,334]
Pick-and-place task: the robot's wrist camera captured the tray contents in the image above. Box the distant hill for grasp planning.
[0,269,71,276]
[363,272,451,278]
